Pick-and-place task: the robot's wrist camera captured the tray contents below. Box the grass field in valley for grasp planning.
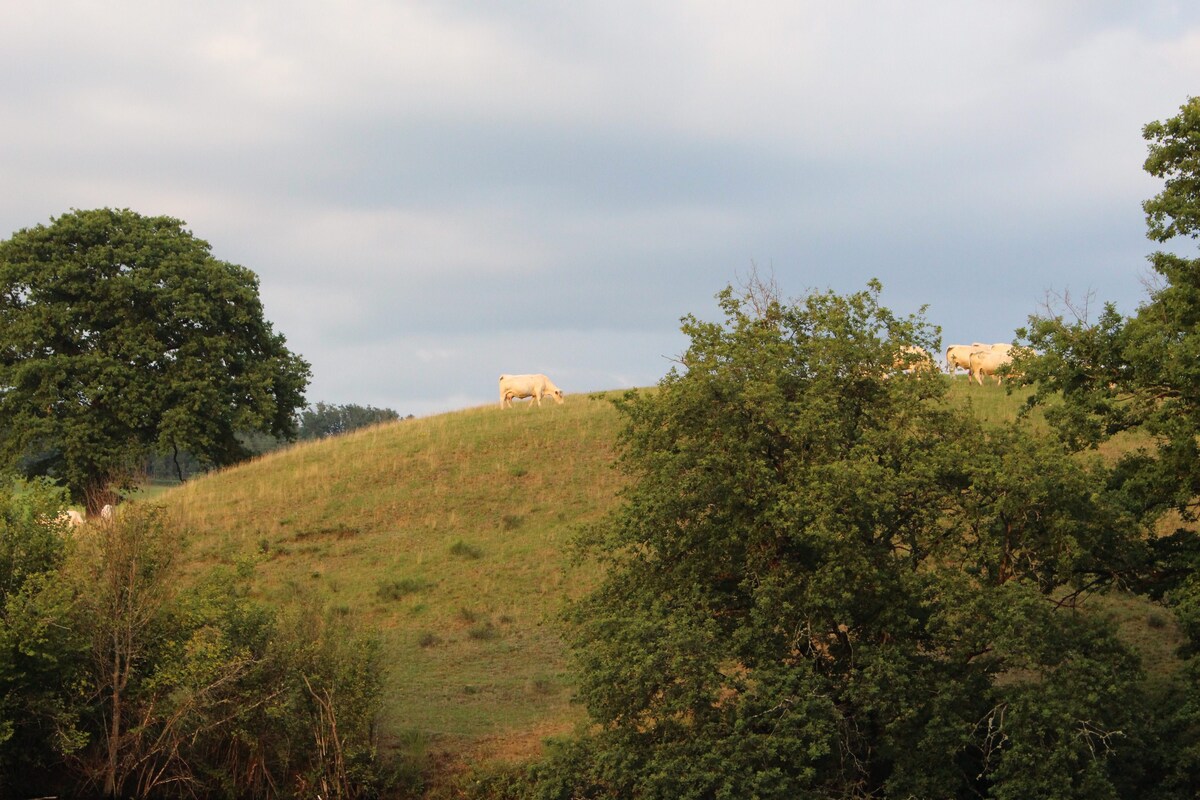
[151,378,1185,785]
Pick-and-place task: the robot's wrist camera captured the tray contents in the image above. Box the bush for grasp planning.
[0,496,395,799]
[377,577,427,601]
[450,540,483,559]
[0,480,86,797]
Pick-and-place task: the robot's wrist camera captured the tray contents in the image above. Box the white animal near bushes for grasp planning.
[945,343,990,376]
[969,343,1016,385]
[894,345,936,374]
[55,509,85,528]
[499,374,564,408]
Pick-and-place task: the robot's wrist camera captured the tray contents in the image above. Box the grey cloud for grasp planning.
[2,1,1199,416]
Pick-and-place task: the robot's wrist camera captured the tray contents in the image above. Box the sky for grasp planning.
[2,2,1198,417]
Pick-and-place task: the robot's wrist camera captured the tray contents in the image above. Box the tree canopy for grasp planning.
[0,208,310,511]
[532,281,1160,799]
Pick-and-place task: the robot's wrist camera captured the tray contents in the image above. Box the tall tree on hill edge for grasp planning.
[0,208,310,513]
[535,279,1154,798]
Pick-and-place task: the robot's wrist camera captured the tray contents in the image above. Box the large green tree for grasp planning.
[0,209,310,512]
[534,282,1154,799]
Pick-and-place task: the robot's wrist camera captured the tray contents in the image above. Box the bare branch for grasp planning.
[735,262,783,320]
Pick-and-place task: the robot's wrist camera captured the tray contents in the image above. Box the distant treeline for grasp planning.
[146,402,409,482]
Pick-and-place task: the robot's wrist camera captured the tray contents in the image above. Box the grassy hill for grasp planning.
[158,392,629,775]
[151,378,1184,788]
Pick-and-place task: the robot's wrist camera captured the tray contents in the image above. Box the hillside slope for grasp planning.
[159,392,628,770]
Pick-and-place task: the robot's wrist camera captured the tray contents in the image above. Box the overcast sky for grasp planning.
[3,2,1197,416]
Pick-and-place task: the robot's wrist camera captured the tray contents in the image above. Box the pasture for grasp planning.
[158,392,627,775]
[149,377,1183,789]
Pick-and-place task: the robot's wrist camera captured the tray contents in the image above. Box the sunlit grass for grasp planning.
[154,393,627,763]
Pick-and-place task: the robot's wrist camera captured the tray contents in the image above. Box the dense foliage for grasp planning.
[518,281,1165,799]
[0,481,390,799]
[1011,96,1200,798]
[0,208,311,512]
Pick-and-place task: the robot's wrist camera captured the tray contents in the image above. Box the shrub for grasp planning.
[1,500,394,799]
[468,622,500,641]
[377,577,427,601]
[450,540,483,559]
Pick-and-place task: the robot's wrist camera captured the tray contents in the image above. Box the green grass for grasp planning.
[144,379,1182,782]
[155,393,627,767]
[944,374,1041,428]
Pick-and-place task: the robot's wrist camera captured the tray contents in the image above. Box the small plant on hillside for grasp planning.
[377,577,427,601]
[529,676,557,695]
[450,540,483,559]
[468,621,500,641]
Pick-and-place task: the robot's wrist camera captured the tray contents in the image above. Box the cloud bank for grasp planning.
[2,1,1196,415]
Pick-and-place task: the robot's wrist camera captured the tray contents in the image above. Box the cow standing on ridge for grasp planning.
[499,374,564,408]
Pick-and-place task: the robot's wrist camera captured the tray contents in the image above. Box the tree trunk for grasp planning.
[104,644,123,797]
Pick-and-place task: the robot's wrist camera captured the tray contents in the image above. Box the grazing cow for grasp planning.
[499,374,564,408]
[893,345,936,374]
[969,344,1015,385]
[946,343,989,376]
[100,504,114,521]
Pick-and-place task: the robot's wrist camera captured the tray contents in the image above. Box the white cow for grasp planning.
[945,343,990,376]
[499,374,564,408]
[969,344,1015,385]
[54,509,85,528]
[892,345,936,374]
